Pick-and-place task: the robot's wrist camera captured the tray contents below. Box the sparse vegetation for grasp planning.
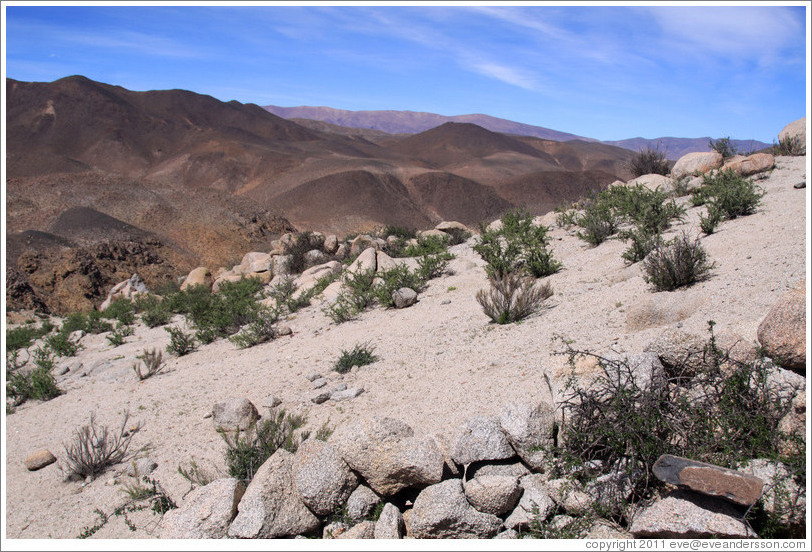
[6,319,55,352]
[475,209,561,278]
[709,136,738,159]
[78,476,176,538]
[699,204,722,235]
[135,295,173,328]
[322,269,377,324]
[477,271,553,324]
[627,145,669,177]
[699,168,764,220]
[617,227,660,265]
[132,348,166,380]
[771,135,805,156]
[165,326,197,356]
[106,323,134,347]
[63,412,140,480]
[334,343,379,374]
[228,306,279,349]
[641,232,714,292]
[44,331,81,357]
[6,364,62,406]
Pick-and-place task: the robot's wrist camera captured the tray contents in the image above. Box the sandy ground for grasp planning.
[2,155,808,541]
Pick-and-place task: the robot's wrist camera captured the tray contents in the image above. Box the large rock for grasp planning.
[435,221,470,243]
[499,401,556,471]
[723,153,775,176]
[271,255,292,277]
[24,450,56,471]
[180,267,213,291]
[228,450,320,538]
[350,235,379,258]
[336,520,375,539]
[463,475,522,516]
[238,252,272,274]
[627,174,674,193]
[410,479,502,538]
[160,478,245,539]
[376,250,398,273]
[644,327,707,379]
[671,151,723,179]
[332,417,444,496]
[602,352,667,391]
[323,234,339,254]
[451,416,515,466]
[503,473,556,530]
[374,503,405,539]
[211,398,259,433]
[778,117,806,154]
[630,490,756,538]
[346,485,381,521]
[99,273,148,310]
[739,459,805,529]
[392,288,417,309]
[292,439,359,516]
[757,280,806,373]
[347,247,377,275]
[653,455,763,507]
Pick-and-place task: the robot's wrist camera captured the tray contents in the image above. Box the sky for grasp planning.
[2,1,809,143]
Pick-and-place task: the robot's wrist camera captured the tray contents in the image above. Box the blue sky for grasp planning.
[2,2,808,142]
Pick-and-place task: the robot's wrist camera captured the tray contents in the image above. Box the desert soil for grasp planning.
[3,155,808,540]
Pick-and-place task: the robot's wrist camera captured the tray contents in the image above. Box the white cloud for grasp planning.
[467,61,539,91]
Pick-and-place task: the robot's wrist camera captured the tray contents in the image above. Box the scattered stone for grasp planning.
[212,398,259,433]
[392,287,418,309]
[239,252,272,274]
[653,455,764,507]
[304,249,326,266]
[793,181,805,189]
[305,372,321,382]
[346,485,381,522]
[262,395,282,408]
[336,520,375,539]
[330,387,364,402]
[546,478,593,515]
[585,520,633,539]
[347,247,377,274]
[451,415,515,466]
[757,279,806,373]
[312,378,327,389]
[276,325,292,337]
[323,234,339,254]
[503,474,556,530]
[493,528,519,539]
[410,479,502,538]
[350,235,379,258]
[24,450,56,471]
[629,489,756,538]
[310,392,331,405]
[499,401,556,471]
[374,503,405,539]
[331,383,347,392]
[323,521,349,538]
[463,475,522,516]
[160,478,245,539]
[272,255,292,277]
[671,151,723,179]
[644,327,707,378]
[467,459,530,480]
[292,439,359,516]
[228,450,320,538]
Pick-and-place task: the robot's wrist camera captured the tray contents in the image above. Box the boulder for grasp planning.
[723,153,775,176]
[463,475,522,516]
[503,474,556,530]
[180,267,213,291]
[374,503,405,539]
[643,327,707,379]
[160,478,245,539]
[739,459,805,529]
[211,272,243,293]
[418,229,447,241]
[272,255,292,277]
[392,288,418,309]
[546,478,593,515]
[671,151,723,179]
[347,247,377,275]
[629,489,756,538]
[336,520,375,539]
[228,450,320,538]
[435,221,470,243]
[778,117,806,154]
[467,459,530,480]
[211,398,259,433]
[585,520,634,539]
[757,280,806,373]
[602,352,667,392]
[100,273,148,311]
[778,389,806,456]
[627,174,674,193]
[451,415,515,466]
[350,235,378,258]
[239,252,271,274]
[323,234,339,254]
[332,417,444,496]
[410,479,502,538]
[346,485,381,522]
[24,450,56,471]
[376,251,398,273]
[308,232,326,250]
[292,439,359,516]
[304,249,326,266]
[499,401,556,471]
[330,387,364,401]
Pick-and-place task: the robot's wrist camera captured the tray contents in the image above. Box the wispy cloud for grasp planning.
[467,61,539,91]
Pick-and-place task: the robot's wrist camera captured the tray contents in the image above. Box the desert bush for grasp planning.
[417,252,453,281]
[627,145,669,177]
[221,408,308,482]
[700,169,764,220]
[186,277,264,339]
[642,233,714,291]
[31,345,56,371]
[6,320,55,352]
[477,271,553,324]
[382,225,417,240]
[165,326,197,356]
[699,204,722,235]
[135,295,173,328]
[101,298,137,325]
[373,264,424,308]
[402,234,451,257]
[617,227,660,265]
[132,349,166,380]
[61,310,114,335]
[475,209,561,278]
[106,323,134,347]
[268,274,336,314]
[709,136,738,159]
[334,343,379,374]
[771,135,805,156]
[177,459,219,489]
[286,231,317,275]
[575,199,618,246]
[229,306,279,349]
[322,269,377,324]
[554,206,579,228]
[6,365,61,406]
[63,412,139,480]
[45,331,81,357]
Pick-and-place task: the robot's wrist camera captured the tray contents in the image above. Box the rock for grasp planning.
[292,439,359,516]
[376,250,398,273]
[585,520,633,539]
[271,255,292,277]
[126,458,158,477]
[486,219,503,232]
[435,221,470,243]
[451,415,515,466]
[180,267,212,291]
[503,474,556,530]
[334,243,349,261]
[546,478,593,515]
[228,450,320,538]
[298,260,341,282]
[739,459,805,529]
[757,279,806,373]
[653,455,764,507]
[671,151,723,179]
[304,249,326,266]
[374,503,405,538]
[99,273,149,311]
[323,234,339,254]
[350,235,378,258]
[778,117,806,154]
[330,387,364,401]
[347,247,377,275]
[778,389,806,456]
[494,528,519,539]
[211,398,259,433]
[308,232,326,250]
[392,287,418,309]
[211,272,243,293]
[418,229,447,241]
[499,401,556,471]
[602,352,667,391]
[310,392,331,404]
[24,450,56,471]
[239,252,272,274]
[312,378,327,389]
[430,432,460,478]
[323,521,349,538]
[262,395,282,408]
[723,153,775,176]
[644,327,707,379]
[467,459,530,480]
[626,294,703,331]
[305,372,321,382]
[463,475,522,516]
[629,489,756,538]
[160,478,245,539]
[627,174,674,193]
[410,479,502,538]
[320,281,343,304]
[332,417,444,496]
[276,325,292,336]
[336,520,375,539]
[346,485,381,521]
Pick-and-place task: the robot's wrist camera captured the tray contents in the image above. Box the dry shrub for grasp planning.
[477,271,553,324]
[63,412,140,480]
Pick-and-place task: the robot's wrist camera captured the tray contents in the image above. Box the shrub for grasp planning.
[177,459,218,489]
[627,145,669,177]
[101,298,137,324]
[373,265,424,308]
[136,295,173,328]
[221,408,308,482]
[61,311,113,335]
[417,253,453,281]
[701,169,764,220]
[642,233,714,291]
[267,275,336,314]
[617,227,660,265]
[165,326,197,356]
[45,332,81,357]
[334,343,379,374]
[381,225,417,240]
[6,320,55,352]
[699,205,722,235]
[477,271,553,324]
[63,412,139,480]
[228,306,279,349]
[575,201,618,246]
[286,231,317,275]
[31,345,56,371]
[106,324,134,347]
[132,349,166,381]
[475,209,561,278]
[771,135,805,156]
[401,234,450,257]
[322,269,376,324]
[709,136,738,159]
[188,277,264,338]
[6,366,61,405]
[554,207,578,229]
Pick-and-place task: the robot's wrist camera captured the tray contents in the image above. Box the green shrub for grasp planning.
[417,253,453,281]
[771,135,805,156]
[554,207,578,229]
[401,234,450,257]
[575,201,618,246]
[61,311,113,335]
[106,324,134,347]
[101,298,137,325]
[221,408,308,482]
[618,227,660,265]
[477,271,553,324]
[334,343,379,374]
[701,169,764,220]
[627,145,669,177]
[709,137,738,159]
[44,332,80,357]
[6,366,61,405]
[475,209,561,278]
[228,307,279,349]
[135,295,173,328]
[187,277,264,339]
[132,349,166,381]
[699,205,722,235]
[642,233,714,291]
[31,345,56,371]
[373,265,425,308]
[6,320,55,352]
[165,326,197,356]
[381,225,417,240]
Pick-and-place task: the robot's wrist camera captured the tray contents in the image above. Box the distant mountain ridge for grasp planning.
[264,105,772,160]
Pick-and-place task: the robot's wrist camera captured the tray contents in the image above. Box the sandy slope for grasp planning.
[3,156,807,540]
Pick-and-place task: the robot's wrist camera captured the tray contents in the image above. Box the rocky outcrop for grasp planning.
[670,151,723,179]
[409,479,502,538]
[211,398,259,433]
[451,416,514,466]
[99,273,148,310]
[160,478,245,539]
[181,267,212,291]
[630,490,756,538]
[292,439,358,516]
